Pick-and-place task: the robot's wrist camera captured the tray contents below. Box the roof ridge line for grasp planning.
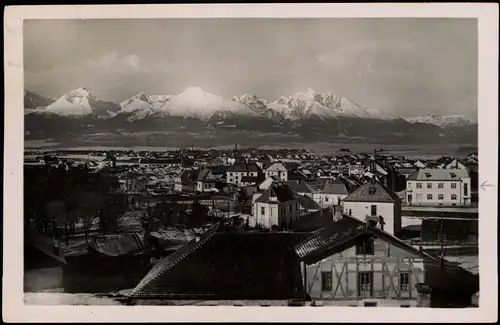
[130,224,220,295]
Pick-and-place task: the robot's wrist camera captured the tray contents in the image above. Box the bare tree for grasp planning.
[74,190,104,243]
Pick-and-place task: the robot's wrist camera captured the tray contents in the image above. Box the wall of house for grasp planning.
[265,170,288,181]
[227,171,247,185]
[254,200,300,229]
[197,181,215,192]
[24,267,63,292]
[303,239,425,301]
[406,178,471,206]
[313,193,348,207]
[342,202,397,236]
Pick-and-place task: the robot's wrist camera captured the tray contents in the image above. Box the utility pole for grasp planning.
[440,216,445,270]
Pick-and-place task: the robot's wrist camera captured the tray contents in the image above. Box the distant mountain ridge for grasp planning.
[24,87,477,146]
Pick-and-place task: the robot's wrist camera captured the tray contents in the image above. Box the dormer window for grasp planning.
[450,172,457,178]
[356,238,374,255]
[425,172,432,178]
[368,187,376,195]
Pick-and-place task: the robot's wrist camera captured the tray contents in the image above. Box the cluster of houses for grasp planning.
[24,149,479,307]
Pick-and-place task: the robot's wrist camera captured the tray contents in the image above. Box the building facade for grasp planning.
[253,184,300,230]
[294,217,427,306]
[313,180,349,207]
[405,169,471,206]
[226,160,260,186]
[342,180,402,237]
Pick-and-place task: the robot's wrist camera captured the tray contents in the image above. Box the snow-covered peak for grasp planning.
[164,87,234,120]
[404,114,474,127]
[268,90,375,119]
[42,87,120,117]
[69,87,92,97]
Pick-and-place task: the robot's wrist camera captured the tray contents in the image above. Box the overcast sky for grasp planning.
[24,18,477,119]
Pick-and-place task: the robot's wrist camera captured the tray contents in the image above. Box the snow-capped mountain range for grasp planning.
[404,114,474,128]
[27,86,473,126]
[30,87,121,117]
[24,86,477,146]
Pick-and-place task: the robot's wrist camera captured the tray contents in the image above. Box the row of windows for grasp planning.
[227,172,257,177]
[321,271,410,292]
[260,204,294,216]
[418,194,458,200]
[415,182,460,189]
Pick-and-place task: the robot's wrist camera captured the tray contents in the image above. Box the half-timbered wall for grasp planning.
[304,238,425,301]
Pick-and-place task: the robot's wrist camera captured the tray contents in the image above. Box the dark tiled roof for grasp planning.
[306,180,330,191]
[398,168,417,174]
[179,169,200,183]
[343,180,399,203]
[254,184,298,204]
[208,165,228,175]
[294,216,368,264]
[290,208,336,232]
[241,176,258,183]
[129,232,308,300]
[320,180,348,195]
[130,223,221,296]
[294,216,436,266]
[283,181,316,194]
[196,169,211,182]
[227,160,248,173]
[283,162,300,171]
[246,162,260,173]
[298,195,322,211]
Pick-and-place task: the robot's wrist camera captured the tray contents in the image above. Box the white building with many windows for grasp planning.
[405,168,471,206]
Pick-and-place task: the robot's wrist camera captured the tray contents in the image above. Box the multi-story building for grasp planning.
[294,216,428,306]
[226,159,261,186]
[313,180,349,207]
[252,184,300,230]
[174,169,199,192]
[405,169,471,206]
[342,179,402,237]
[263,162,299,181]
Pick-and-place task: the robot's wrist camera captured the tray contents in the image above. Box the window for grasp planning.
[438,194,444,200]
[438,183,444,189]
[359,272,372,292]
[416,183,422,189]
[321,272,332,291]
[451,183,457,189]
[325,197,329,202]
[370,205,377,216]
[400,273,410,291]
[464,183,468,196]
[451,194,457,200]
[427,183,432,189]
[427,194,433,200]
[356,238,374,255]
[261,206,265,215]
